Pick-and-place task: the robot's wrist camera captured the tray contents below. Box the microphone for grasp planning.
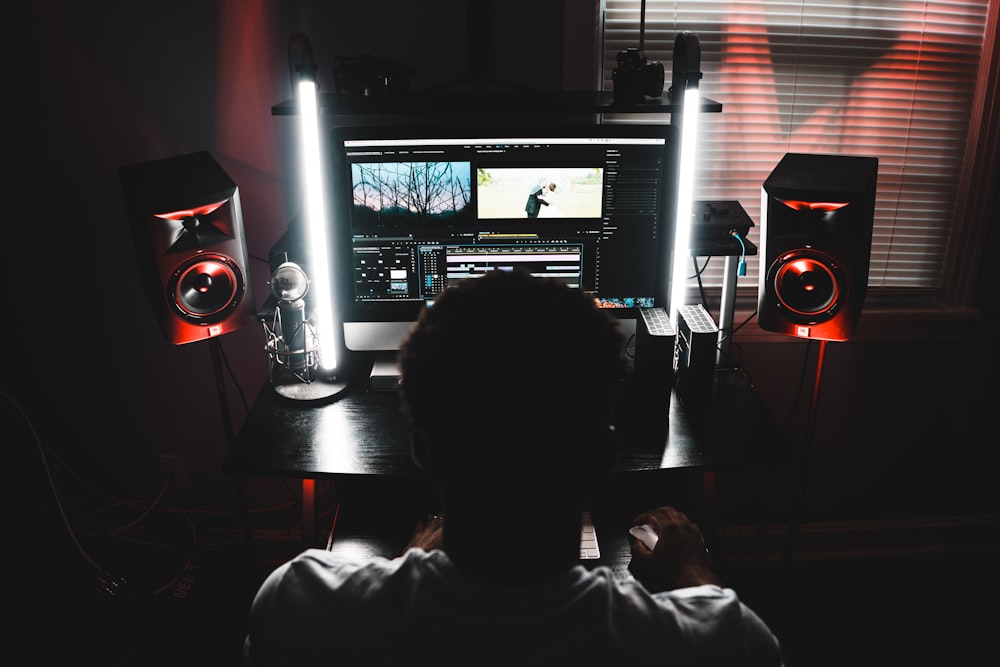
[261,259,348,402]
[276,298,309,373]
[264,262,320,386]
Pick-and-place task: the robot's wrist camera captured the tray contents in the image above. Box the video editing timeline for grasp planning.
[425,243,584,291]
[355,242,585,300]
[337,126,673,315]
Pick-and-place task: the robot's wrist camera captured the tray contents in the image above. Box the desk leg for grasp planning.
[699,471,717,547]
[702,471,716,519]
[235,474,254,546]
[302,479,316,546]
[717,255,739,364]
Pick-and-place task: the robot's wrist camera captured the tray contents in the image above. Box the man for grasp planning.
[244,269,783,665]
[525,181,555,217]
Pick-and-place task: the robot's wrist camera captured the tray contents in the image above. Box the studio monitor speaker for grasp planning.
[758,153,878,342]
[119,151,256,346]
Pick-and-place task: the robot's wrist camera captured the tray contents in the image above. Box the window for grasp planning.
[600,0,996,323]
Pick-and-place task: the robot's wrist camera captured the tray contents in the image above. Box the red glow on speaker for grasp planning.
[777,199,849,212]
[790,259,815,279]
[154,200,226,221]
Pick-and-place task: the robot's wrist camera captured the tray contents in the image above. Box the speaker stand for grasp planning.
[208,338,237,449]
[208,337,254,547]
[784,339,827,561]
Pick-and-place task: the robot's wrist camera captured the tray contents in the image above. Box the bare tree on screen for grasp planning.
[352,162,470,226]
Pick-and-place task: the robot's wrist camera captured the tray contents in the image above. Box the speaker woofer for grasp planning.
[767,249,843,321]
[168,253,245,323]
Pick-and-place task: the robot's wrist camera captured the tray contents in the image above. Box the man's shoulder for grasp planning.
[256,549,443,611]
[270,549,401,585]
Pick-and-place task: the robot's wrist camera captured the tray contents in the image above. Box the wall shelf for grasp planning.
[271,90,722,117]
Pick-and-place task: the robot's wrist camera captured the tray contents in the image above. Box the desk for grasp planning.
[228,357,787,552]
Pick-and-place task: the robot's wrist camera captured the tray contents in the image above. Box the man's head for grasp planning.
[398,269,626,478]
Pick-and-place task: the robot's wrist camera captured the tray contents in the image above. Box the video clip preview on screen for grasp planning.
[331,125,677,329]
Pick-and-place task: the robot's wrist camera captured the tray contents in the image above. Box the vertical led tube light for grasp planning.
[296,72,337,371]
[670,85,701,327]
[668,32,703,328]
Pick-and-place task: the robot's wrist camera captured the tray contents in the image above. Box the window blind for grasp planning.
[602,0,990,300]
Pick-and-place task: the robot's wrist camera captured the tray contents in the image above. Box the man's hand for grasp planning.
[627,506,721,593]
[402,514,444,554]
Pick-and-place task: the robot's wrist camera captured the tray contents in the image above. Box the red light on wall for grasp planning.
[777,198,849,212]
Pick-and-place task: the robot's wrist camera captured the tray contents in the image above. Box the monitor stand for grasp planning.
[370,351,401,391]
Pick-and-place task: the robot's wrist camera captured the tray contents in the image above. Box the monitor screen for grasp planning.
[329,123,678,353]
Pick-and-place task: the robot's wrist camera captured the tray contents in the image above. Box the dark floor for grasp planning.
[16,445,999,666]
[722,551,999,667]
[29,518,998,667]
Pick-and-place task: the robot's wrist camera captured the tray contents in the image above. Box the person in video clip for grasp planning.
[243,269,783,665]
[525,181,556,217]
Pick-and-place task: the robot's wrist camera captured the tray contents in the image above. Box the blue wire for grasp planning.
[731,230,747,276]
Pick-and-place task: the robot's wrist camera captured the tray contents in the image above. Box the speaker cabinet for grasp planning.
[119,152,256,345]
[758,153,878,341]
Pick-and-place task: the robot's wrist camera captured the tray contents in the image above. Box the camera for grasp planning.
[612,48,665,103]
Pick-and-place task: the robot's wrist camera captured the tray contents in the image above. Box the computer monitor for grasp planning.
[329,122,678,356]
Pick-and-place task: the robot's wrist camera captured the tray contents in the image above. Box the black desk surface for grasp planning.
[228,357,787,481]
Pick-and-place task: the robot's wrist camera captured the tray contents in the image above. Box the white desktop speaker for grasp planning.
[674,304,718,411]
[635,307,675,410]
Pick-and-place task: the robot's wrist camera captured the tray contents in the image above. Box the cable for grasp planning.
[2,389,105,572]
[730,229,747,276]
[732,309,758,336]
[325,502,342,551]
[2,389,285,598]
[688,255,711,280]
[218,341,251,415]
[624,331,637,361]
[782,340,814,435]
[693,255,711,309]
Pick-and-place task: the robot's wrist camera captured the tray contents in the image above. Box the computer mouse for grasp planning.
[628,523,660,550]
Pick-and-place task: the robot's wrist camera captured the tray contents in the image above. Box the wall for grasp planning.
[4,1,996,553]
[3,0,568,513]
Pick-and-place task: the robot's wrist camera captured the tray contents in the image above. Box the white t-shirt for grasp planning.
[245,548,782,666]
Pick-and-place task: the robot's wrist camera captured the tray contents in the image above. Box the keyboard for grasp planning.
[580,510,600,559]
